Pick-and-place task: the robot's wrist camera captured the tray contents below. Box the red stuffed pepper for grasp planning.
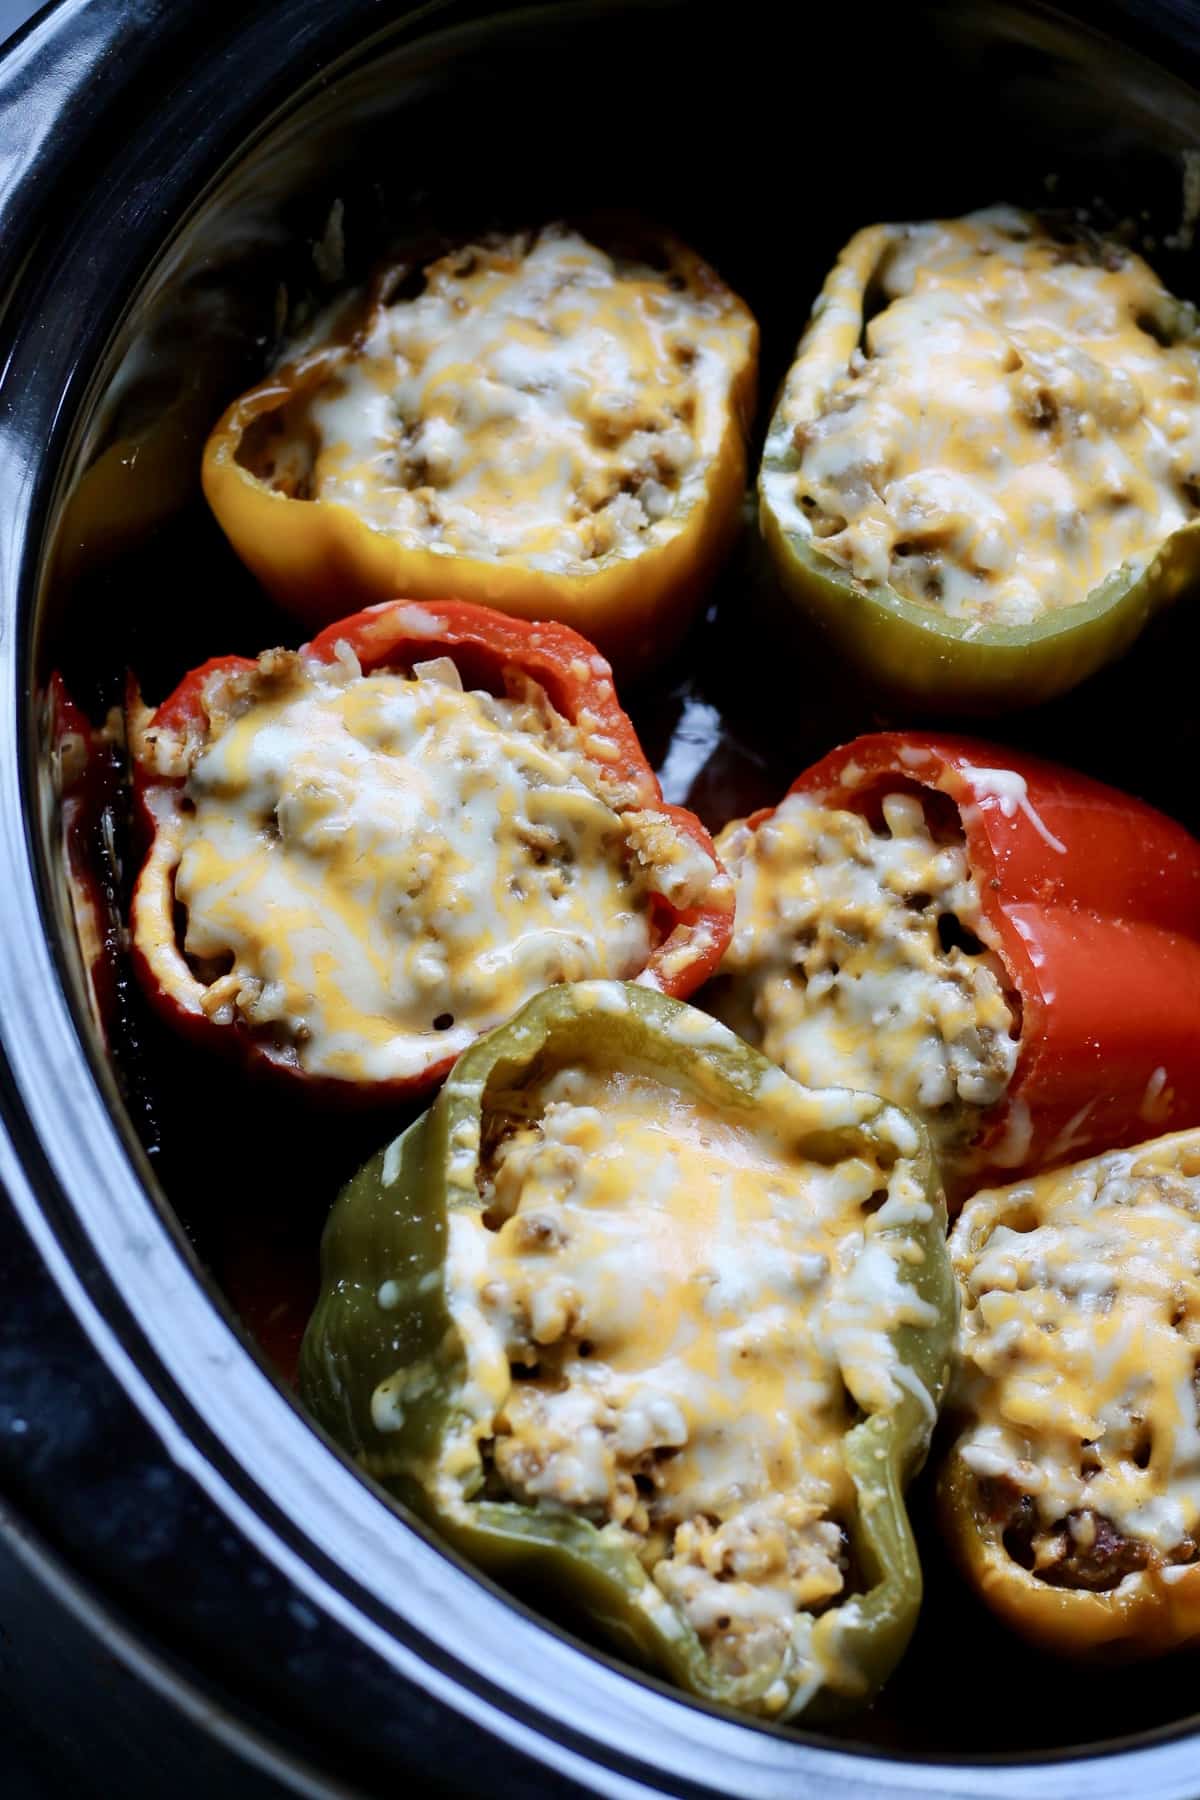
[129,599,733,1102]
[709,732,1200,1197]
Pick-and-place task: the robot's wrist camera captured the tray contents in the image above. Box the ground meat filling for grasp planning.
[710,789,1018,1170]
[952,1138,1200,1590]
[442,1056,937,1706]
[983,1481,1174,1592]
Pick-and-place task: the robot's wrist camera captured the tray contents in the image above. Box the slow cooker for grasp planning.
[5,0,1200,1792]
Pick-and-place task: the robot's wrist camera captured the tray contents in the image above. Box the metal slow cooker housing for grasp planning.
[5,0,1200,1792]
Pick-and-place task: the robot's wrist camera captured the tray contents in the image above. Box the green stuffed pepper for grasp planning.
[759,206,1200,713]
[300,980,955,1722]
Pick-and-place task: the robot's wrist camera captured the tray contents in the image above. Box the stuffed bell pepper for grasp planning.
[128,600,732,1101]
[942,1128,1200,1658]
[203,223,759,673]
[300,981,955,1721]
[707,732,1200,1196]
[759,206,1200,710]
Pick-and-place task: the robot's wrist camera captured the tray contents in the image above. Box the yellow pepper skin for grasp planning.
[939,1455,1200,1660]
[940,1129,1200,1659]
[758,223,1200,715]
[202,229,758,677]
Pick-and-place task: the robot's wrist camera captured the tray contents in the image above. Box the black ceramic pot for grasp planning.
[5,1,1200,1794]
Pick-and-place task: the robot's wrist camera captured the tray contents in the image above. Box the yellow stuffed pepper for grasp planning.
[942,1128,1200,1657]
[203,222,758,674]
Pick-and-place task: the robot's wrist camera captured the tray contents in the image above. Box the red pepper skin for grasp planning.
[129,599,733,1105]
[48,673,122,1039]
[786,732,1200,1190]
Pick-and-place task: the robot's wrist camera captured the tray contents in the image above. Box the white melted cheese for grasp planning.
[763,205,1200,625]
[431,1059,936,1705]
[167,652,661,1082]
[710,791,1018,1170]
[258,227,755,572]
[953,1132,1200,1558]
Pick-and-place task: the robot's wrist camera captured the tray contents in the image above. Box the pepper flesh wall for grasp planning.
[300,982,955,1721]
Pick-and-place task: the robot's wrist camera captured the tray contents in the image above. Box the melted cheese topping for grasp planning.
[255,227,755,572]
[953,1134,1200,1559]
[166,652,662,1083]
[763,206,1200,625]
[431,1054,937,1709]
[710,792,1018,1169]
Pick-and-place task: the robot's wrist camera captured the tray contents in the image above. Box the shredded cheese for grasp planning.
[953,1133,1200,1569]
[153,651,686,1083]
[251,226,755,573]
[425,1054,935,1705]
[763,206,1200,626]
[710,791,1018,1167]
